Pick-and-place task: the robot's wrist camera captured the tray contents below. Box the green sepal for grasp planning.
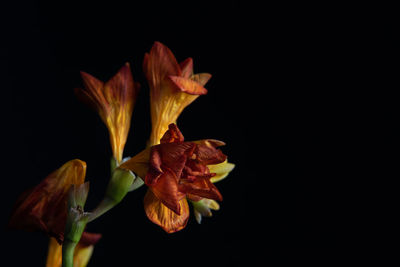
[105,168,135,204]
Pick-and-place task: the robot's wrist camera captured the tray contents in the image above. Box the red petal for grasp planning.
[168,76,208,95]
[78,72,108,112]
[180,58,193,78]
[145,42,181,91]
[195,141,227,165]
[158,142,196,177]
[79,232,102,247]
[179,177,223,202]
[104,62,137,110]
[145,146,163,186]
[149,168,185,215]
[160,123,185,144]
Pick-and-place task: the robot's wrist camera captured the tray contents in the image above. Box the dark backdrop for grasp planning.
[1,1,333,266]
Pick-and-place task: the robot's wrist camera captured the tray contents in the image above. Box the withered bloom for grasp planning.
[8,159,87,243]
[46,232,101,267]
[144,41,211,146]
[121,124,227,233]
[75,63,140,163]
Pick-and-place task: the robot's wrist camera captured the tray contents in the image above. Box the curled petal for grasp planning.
[179,177,223,202]
[148,168,186,215]
[144,190,189,233]
[209,160,235,183]
[9,159,87,243]
[160,123,185,144]
[156,142,196,177]
[194,140,227,165]
[168,76,208,95]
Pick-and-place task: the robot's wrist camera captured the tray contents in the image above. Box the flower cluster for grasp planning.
[9,42,234,266]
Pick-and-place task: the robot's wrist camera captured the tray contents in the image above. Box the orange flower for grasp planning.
[75,63,140,163]
[8,159,87,243]
[121,124,226,233]
[46,232,101,267]
[144,42,211,146]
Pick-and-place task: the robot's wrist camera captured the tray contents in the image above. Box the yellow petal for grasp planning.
[144,190,189,233]
[45,237,95,267]
[77,63,139,163]
[46,238,62,267]
[73,244,94,267]
[119,148,150,178]
[209,160,235,183]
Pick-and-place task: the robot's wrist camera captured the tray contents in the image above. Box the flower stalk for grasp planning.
[62,184,90,267]
[88,167,136,222]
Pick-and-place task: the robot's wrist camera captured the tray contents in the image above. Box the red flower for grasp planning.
[121,124,227,232]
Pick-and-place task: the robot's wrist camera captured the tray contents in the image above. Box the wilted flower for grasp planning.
[8,159,87,243]
[75,63,140,164]
[121,124,227,232]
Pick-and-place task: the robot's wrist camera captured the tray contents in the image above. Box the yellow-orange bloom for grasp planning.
[75,63,139,163]
[46,232,101,267]
[144,42,211,146]
[8,159,87,243]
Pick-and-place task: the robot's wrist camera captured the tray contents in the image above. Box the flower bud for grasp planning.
[191,198,220,224]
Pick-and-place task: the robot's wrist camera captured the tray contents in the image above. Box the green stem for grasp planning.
[62,240,77,267]
[88,168,135,222]
[88,197,115,222]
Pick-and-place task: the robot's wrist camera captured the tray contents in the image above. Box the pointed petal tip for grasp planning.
[168,76,208,95]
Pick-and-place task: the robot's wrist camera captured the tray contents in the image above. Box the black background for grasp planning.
[1,1,333,266]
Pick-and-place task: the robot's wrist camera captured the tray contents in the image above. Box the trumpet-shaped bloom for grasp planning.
[75,63,139,163]
[46,232,101,267]
[8,159,87,243]
[144,41,212,146]
[121,124,227,233]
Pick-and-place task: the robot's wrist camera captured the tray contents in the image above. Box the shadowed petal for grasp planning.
[8,159,87,243]
[191,73,212,86]
[180,58,193,78]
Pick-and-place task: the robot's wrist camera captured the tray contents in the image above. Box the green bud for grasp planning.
[67,182,90,210]
[64,183,90,243]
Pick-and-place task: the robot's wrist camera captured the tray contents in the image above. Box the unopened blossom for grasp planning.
[75,63,140,164]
